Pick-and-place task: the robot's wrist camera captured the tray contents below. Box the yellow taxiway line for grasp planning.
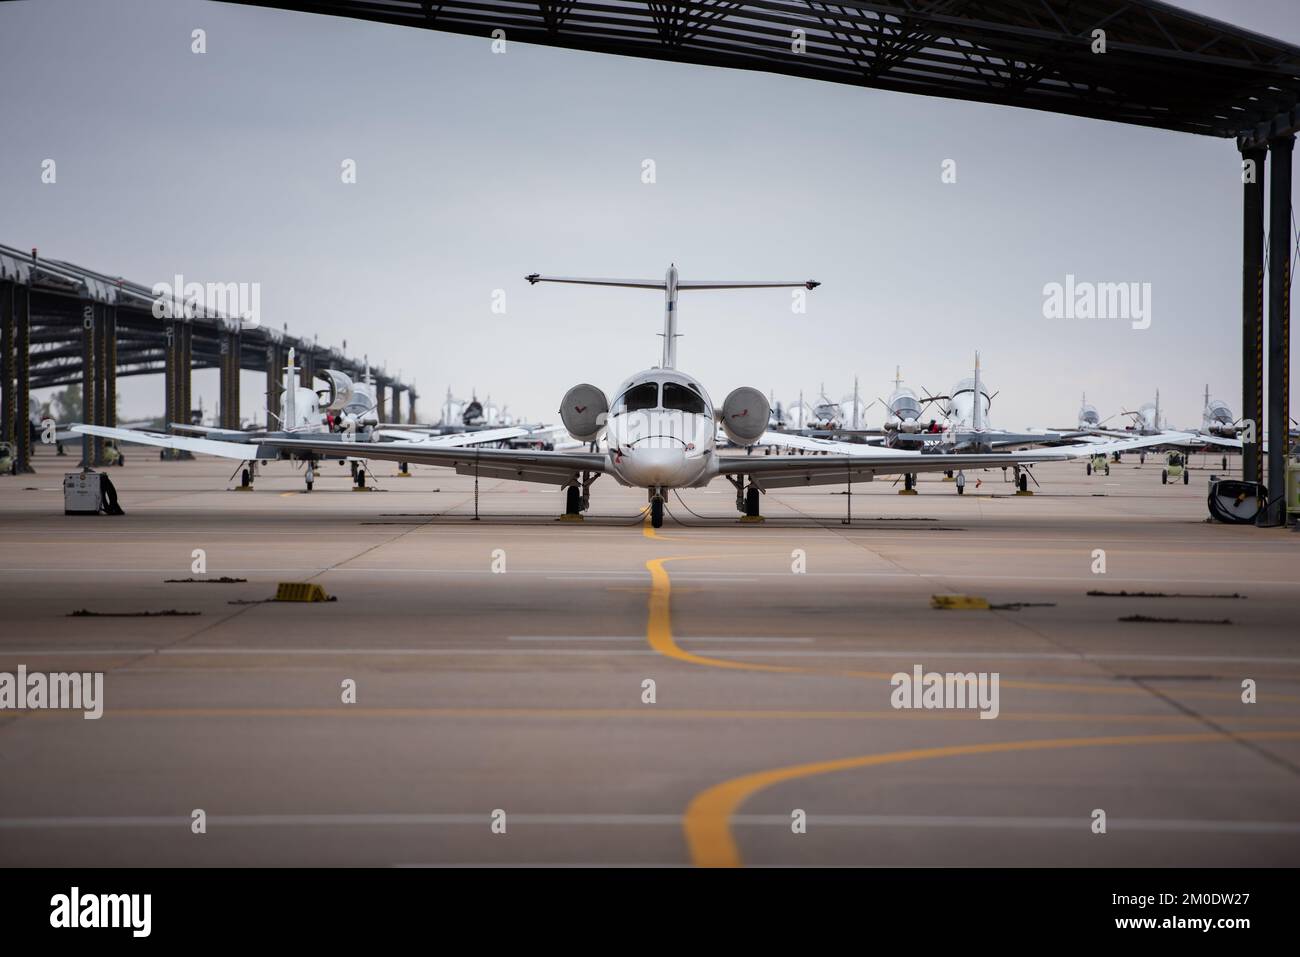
[683,730,1300,867]
[639,522,1296,702]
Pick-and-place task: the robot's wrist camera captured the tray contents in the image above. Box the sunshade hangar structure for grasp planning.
[217,2,1300,524]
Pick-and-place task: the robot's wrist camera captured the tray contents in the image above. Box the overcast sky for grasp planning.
[2,0,1298,428]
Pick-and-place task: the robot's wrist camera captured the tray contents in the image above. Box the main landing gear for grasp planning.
[561,472,597,522]
[231,460,256,491]
[351,460,373,491]
[726,475,763,522]
[304,460,315,493]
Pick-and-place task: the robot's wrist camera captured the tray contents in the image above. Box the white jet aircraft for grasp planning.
[244,266,1198,526]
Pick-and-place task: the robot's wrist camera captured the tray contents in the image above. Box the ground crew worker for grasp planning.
[956,470,966,495]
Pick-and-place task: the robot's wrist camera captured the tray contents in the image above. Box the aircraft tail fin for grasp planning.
[527,265,819,369]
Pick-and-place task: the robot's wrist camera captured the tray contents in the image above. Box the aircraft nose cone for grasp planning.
[621,447,687,486]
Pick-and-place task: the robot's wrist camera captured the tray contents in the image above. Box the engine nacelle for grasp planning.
[720,387,770,446]
[318,369,355,412]
[560,383,609,442]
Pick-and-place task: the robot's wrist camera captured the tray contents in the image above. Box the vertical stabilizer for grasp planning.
[284,347,297,432]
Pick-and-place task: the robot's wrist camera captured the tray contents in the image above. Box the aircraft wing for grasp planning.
[722,431,1194,489]
[73,424,263,461]
[259,437,608,486]
[1185,434,1243,450]
[170,423,270,440]
[720,449,1065,489]
[1072,430,1208,452]
[756,430,921,456]
[375,427,528,446]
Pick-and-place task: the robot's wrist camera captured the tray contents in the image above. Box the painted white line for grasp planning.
[1,647,1298,664]
[508,635,813,644]
[1,813,1295,834]
[1,567,1296,587]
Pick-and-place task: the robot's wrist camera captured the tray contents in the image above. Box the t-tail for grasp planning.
[525,265,818,369]
[284,347,297,432]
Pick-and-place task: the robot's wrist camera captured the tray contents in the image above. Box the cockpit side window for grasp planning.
[612,382,659,415]
[662,382,707,414]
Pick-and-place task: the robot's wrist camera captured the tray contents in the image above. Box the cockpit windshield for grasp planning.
[893,395,921,418]
[662,382,707,415]
[611,382,659,416]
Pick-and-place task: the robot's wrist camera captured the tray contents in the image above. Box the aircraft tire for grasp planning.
[745,486,760,517]
[565,485,581,515]
[651,497,664,528]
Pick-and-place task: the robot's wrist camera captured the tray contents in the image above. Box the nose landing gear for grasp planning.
[647,488,665,527]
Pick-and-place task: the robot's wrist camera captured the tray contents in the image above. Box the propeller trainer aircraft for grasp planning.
[73,349,527,491]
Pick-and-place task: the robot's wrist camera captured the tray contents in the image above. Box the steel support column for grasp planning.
[104,305,117,432]
[220,330,241,429]
[14,285,32,472]
[266,343,282,427]
[1,281,12,450]
[1261,135,1294,527]
[80,301,95,467]
[180,322,192,428]
[391,384,401,425]
[408,390,416,425]
[92,301,107,465]
[164,320,176,455]
[377,381,387,422]
[1241,145,1266,488]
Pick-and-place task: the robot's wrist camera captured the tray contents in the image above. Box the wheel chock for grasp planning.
[931,594,990,610]
[274,582,333,602]
[559,513,585,522]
